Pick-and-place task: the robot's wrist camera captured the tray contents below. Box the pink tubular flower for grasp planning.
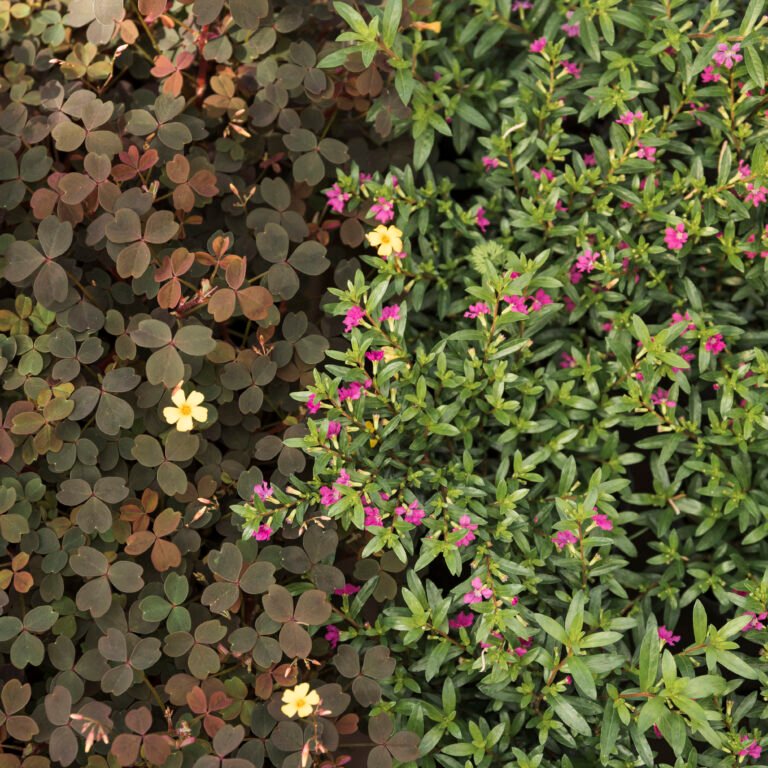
[369,196,395,224]
[658,626,681,646]
[326,420,341,439]
[664,223,688,250]
[636,143,656,161]
[615,110,644,126]
[396,499,425,525]
[705,333,726,355]
[464,302,491,319]
[529,37,547,53]
[532,167,555,182]
[743,611,768,631]
[739,737,762,759]
[380,304,400,322]
[455,515,479,547]
[343,306,365,333]
[336,469,351,486]
[476,206,490,233]
[651,388,676,408]
[713,42,742,69]
[561,17,580,37]
[307,394,322,414]
[671,311,696,330]
[463,577,493,604]
[324,625,340,648]
[591,513,613,531]
[552,530,578,550]
[338,381,364,401]
[254,482,273,501]
[320,485,342,506]
[575,248,600,273]
[745,183,768,207]
[529,289,553,311]
[363,503,383,527]
[672,345,695,373]
[583,152,596,167]
[701,65,721,83]
[482,156,500,171]
[334,584,360,596]
[739,159,752,179]
[449,611,475,629]
[253,524,273,541]
[366,349,385,362]
[324,183,351,214]
[562,61,581,78]
[560,352,577,369]
[503,295,529,314]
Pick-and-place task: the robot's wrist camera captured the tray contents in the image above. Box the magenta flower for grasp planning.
[672,345,695,373]
[320,485,341,506]
[651,388,676,408]
[529,36,547,53]
[334,583,361,596]
[449,611,475,629]
[338,381,364,401]
[396,500,425,525]
[380,304,401,322]
[324,625,340,648]
[636,143,656,161]
[739,159,752,178]
[658,626,680,646]
[712,42,742,69]
[561,12,580,37]
[745,183,768,207]
[343,306,365,333]
[324,183,351,214]
[532,167,555,182]
[705,333,726,355]
[253,482,273,501]
[482,156,500,171]
[253,524,273,541]
[575,248,600,273]
[701,65,721,83]
[363,504,383,527]
[369,196,395,224]
[739,737,762,759]
[463,577,493,604]
[560,60,582,78]
[307,394,322,414]
[455,514,479,547]
[671,310,696,330]
[502,295,529,314]
[615,110,644,126]
[336,469,351,486]
[552,530,578,549]
[529,289,553,311]
[560,352,577,369]
[365,349,385,362]
[512,0,532,8]
[591,513,613,531]
[743,611,768,631]
[476,206,490,233]
[664,223,688,250]
[326,420,341,438]
[464,302,491,319]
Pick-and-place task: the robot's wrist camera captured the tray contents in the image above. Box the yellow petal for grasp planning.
[190,405,208,422]
[366,232,383,247]
[306,691,320,706]
[294,683,310,697]
[186,391,205,407]
[281,702,297,718]
[176,415,194,432]
[296,702,313,717]
[163,407,181,424]
[171,389,187,407]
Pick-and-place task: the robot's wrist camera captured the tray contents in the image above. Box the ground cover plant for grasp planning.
[3,0,768,767]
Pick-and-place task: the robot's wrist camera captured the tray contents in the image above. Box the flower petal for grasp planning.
[163,407,180,424]
[186,391,205,406]
[171,389,187,407]
[190,406,208,422]
[176,415,194,432]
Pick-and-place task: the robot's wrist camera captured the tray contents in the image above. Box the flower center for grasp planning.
[295,697,307,708]
[179,404,192,416]
[380,234,391,245]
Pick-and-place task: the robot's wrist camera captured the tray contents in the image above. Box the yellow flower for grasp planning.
[280,683,320,718]
[366,225,403,258]
[412,20,442,33]
[163,388,208,432]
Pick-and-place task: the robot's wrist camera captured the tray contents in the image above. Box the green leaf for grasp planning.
[333,2,368,35]
[381,0,401,47]
[693,600,707,644]
[534,613,568,644]
[740,0,765,34]
[568,655,596,699]
[551,696,591,736]
[638,623,660,691]
[581,18,601,62]
[395,69,415,105]
[745,44,765,88]
[600,700,619,764]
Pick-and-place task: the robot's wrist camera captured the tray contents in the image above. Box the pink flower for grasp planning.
[464,302,491,319]
[476,206,490,233]
[701,65,721,83]
[320,485,342,506]
[583,153,596,167]
[336,469,351,486]
[561,21,580,37]
[369,197,395,224]
[664,223,688,250]
[502,295,529,314]
[672,345,695,373]
[324,183,351,213]
[253,524,273,541]
[739,737,762,759]
[395,499,425,525]
[713,42,742,69]
[307,394,322,414]
[366,349,385,362]
[482,156,500,171]
[658,626,681,646]
[552,530,578,550]
[380,304,400,322]
[745,183,768,207]
[575,248,600,273]
[455,515,479,547]
[344,306,366,333]
[743,611,768,631]
[512,0,532,8]
[324,625,340,648]
[615,110,643,126]
[560,59,582,78]
[651,388,676,408]
[563,296,576,311]
[449,611,475,629]
[334,584,360,596]
[529,289,553,311]
[464,577,493,604]
[591,513,613,531]
[739,159,752,178]
[532,167,555,182]
[338,381,364,401]
[363,504,383,527]
[560,352,577,369]
[529,37,547,53]
[636,143,656,161]
[254,482,273,501]
[671,311,696,330]
[326,420,341,439]
[359,173,373,182]
[705,333,726,355]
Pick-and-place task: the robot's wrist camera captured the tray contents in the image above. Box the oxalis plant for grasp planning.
[237,0,768,765]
